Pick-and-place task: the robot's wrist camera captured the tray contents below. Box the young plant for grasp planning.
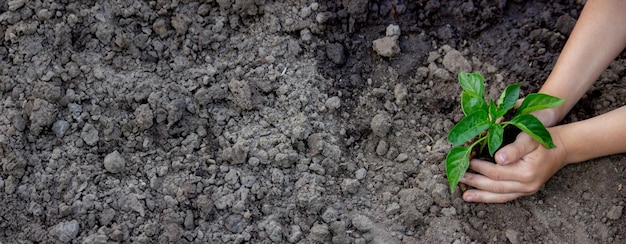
[445,72,565,193]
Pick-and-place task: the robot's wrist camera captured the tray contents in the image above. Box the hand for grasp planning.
[459,126,568,203]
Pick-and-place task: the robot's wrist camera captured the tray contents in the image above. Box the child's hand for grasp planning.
[459,127,568,203]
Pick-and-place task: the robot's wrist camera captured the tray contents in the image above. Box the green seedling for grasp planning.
[445,72,565,193]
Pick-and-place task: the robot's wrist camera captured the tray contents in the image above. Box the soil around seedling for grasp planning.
[1,0,625,243]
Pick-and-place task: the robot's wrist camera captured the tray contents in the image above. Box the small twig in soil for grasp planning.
[420,128,435,144]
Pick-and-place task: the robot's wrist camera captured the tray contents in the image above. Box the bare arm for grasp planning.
[559,106,626,164]
[538,0,626,126]
[461,0,626,203]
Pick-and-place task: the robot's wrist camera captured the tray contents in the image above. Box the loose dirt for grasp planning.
[1,0,625,243]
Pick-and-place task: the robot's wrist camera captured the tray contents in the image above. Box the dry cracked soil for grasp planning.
[1,0,625,243]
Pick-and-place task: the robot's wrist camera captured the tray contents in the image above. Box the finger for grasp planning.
[462,189,525,203]
[494,132,538,165]
[469,159,532,182]
[460,171,526,193]
[468,159,518,181]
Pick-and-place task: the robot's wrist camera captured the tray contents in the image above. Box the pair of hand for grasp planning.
[459,109,569,203]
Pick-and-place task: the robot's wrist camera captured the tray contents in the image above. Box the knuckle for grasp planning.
[492,184,506,194]
[523,183,542,194]
[491,170,503,181]
[519,171,535,182]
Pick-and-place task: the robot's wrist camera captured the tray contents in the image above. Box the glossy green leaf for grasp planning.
[497,83,521,113]
[488,99,499,121]
[461,91,488,116]
[509,114,556,148]
[493,106,509,121]
[515,93,565,116]
[458,72,485,97]
[487,124,504,156]
[447,110,490,146]
[446,146,472,193]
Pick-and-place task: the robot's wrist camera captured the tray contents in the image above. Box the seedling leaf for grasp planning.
[446,72,561,194]
[458,72,485,97]
[447,110,490,146]
[446,146,472,193]
[497,83,521,113]
[487,124,503,156]
[488,99,501,121]
[461,91,488,116]
[516,93,565,115]
[509,114,556,148]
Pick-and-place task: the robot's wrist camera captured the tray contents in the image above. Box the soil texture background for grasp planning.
[1,0,625,243]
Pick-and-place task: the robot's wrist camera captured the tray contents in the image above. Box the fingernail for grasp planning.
[497,153,507,164]
[464,194,474,202]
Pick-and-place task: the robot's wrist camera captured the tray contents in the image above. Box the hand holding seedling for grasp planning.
[457,0,626,203]
[460,104,626,203]
[459,128,568,203]
[445,72,564,194]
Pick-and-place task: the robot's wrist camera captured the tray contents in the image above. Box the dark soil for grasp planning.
[1,0,625,243]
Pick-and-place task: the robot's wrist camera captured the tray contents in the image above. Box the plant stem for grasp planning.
[470,135,488,150]
[500,122,512,129]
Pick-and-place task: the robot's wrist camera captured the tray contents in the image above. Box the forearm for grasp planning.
[556,106,626,165]
[539,0,626,125]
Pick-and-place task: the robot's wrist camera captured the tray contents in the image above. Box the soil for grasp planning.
[1,0,625,243]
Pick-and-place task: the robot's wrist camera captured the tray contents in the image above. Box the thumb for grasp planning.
[494,132,538,165]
